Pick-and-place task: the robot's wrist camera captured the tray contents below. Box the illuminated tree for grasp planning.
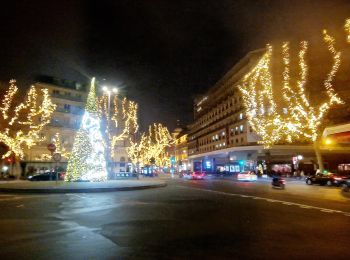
[126,123,173,170]
[127,133,151,170]
[147,123,174,166]
[98,95,138,157]
[65,78,107,182]
[0,80,56,159]
[239,23,347,171]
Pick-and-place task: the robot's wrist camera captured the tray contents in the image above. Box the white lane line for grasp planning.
[177,185,350,217]
[67,194,88,199]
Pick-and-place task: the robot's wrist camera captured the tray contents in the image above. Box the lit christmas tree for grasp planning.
[65,78,108,182]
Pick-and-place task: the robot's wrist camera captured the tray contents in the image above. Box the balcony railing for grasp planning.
[52,93,84,102]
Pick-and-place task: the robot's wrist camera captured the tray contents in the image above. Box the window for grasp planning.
[239,113,243,120]
[53,90,60,95]
[240,125,244,133]
[64,104,71,112]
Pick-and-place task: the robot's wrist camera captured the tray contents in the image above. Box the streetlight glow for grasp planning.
[112,87,118,93]
[102,86,108,92]
[325,138,333,145]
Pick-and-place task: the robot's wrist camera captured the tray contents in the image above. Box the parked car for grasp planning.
[305,173,338,186]
[142,172,158,177]
[28,171,65,181]
[237,171,257,181]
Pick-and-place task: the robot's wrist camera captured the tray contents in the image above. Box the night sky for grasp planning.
[1,0,350,130]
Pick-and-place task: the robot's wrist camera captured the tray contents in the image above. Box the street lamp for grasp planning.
[102,85,118,177]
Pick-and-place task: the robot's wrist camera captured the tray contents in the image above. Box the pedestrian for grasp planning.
[300,170,305,179]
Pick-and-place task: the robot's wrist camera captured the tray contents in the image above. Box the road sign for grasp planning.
[47,143,56,152]
[53,153,61,162]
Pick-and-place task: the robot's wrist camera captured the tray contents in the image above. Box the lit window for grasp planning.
[222,131,225,136]
[223,142,226,146]
[239,113,243,120]
[240,125,244,133]
[283,108,288,114]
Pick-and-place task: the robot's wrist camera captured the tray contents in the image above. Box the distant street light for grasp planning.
[102,85,118,176]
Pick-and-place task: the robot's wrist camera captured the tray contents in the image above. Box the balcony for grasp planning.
[52,93,84,102]
[55,107,84,115]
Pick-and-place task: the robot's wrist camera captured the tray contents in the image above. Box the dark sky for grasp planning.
[1,0,350,130]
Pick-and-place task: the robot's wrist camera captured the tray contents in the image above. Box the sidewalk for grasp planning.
[0,179,166,194]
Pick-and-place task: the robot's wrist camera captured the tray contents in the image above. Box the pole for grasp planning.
[55,161,58,185]
[107,91,111,178]
[313,140,324,173]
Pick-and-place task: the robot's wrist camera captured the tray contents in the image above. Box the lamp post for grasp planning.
[102,86,118,177]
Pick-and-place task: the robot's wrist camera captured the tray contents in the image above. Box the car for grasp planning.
[332,175,350,187]
[28,171,65,181]
[305,173,345,186]
[237,171,257,181]
[183,171,205,180]
[179,170,192,178]
[340,178,350,192]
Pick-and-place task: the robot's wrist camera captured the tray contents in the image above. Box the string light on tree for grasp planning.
[238,19,348,171]
[0,80,56,159]
[65,78,107,182]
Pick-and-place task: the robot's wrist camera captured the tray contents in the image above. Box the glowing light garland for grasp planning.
[65,78,107,182]
[239,22,345,148]
[0,80,56,159]
[345,18,350,43]
[98,95,139,156]
[126,123,173,169]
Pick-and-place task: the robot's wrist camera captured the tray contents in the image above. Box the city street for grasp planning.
[0,177,350,259]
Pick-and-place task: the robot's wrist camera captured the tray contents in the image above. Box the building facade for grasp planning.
[187,49,350,175]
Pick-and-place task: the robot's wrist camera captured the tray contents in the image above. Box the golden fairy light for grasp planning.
[0,80,56,159]
[239,24,344,147]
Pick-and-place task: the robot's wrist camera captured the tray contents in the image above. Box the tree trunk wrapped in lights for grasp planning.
[239,23,347,172]
[65,78,108,182]
[98,95,138,157]
[0,79,56,159]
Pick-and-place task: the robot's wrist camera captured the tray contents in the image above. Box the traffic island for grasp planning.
[0,179,167,194]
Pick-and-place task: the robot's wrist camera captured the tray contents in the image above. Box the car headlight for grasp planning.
[28,176,32,179]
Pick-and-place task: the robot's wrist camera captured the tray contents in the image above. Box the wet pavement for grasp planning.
[0,178,349,259]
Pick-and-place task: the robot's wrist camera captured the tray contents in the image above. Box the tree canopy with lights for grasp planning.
[239,20,349,170]
[98,94,138,157]
[65,78,108,182]
[0,80,56,159]
[126,123,173,170]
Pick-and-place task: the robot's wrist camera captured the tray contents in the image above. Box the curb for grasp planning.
[0,183,167,194]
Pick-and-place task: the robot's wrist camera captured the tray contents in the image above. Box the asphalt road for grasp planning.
[0,177,350,259]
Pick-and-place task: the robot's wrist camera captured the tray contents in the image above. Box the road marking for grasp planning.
[177,185,350,217]
[67,194,88,199]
